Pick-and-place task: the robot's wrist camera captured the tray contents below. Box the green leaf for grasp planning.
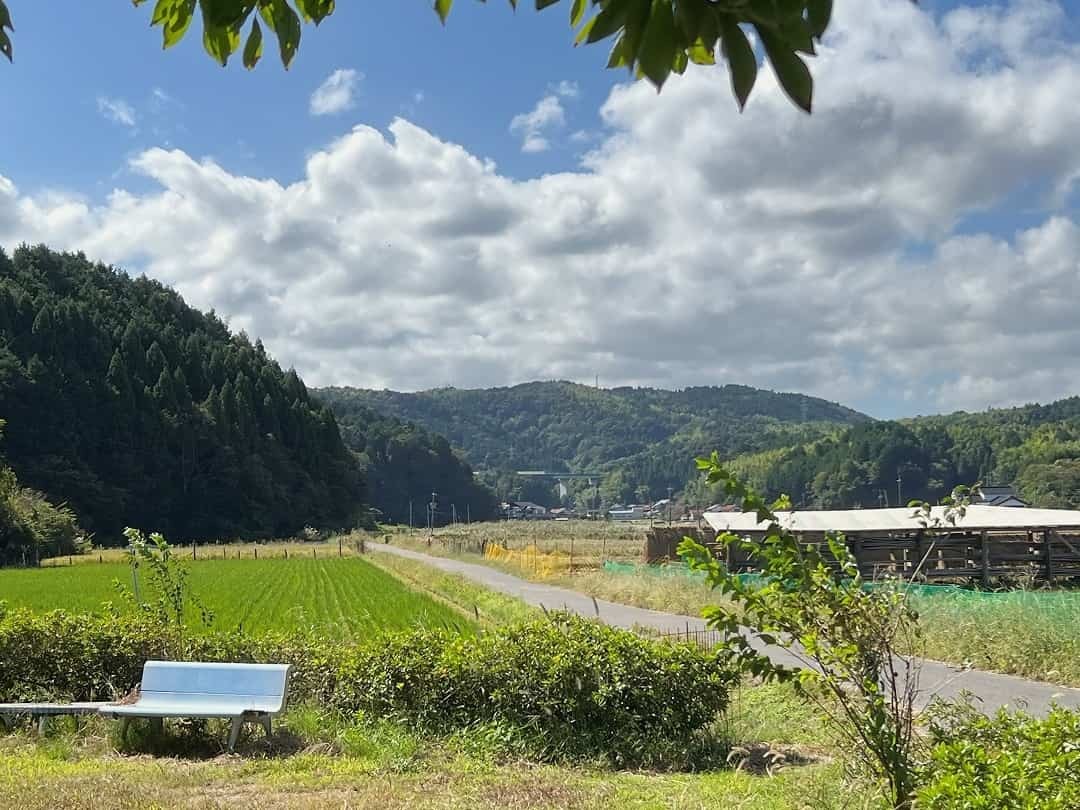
[243,16,263,68]
[586,0,630,44]
[806,0,832,39]
[674,0,703,42]
[536,0,560,9]
[570,0,586,28]
[199,0,253,30]
[203,23,240,65]
[152,0,197,49]
[434,0,453,25]
[687,38,715,66]
[260,0,301,66]
[756,23,812,112]
[637,0,675,89]
[0,0,10,62]
[295,0,336,24]
[720,17,757,111]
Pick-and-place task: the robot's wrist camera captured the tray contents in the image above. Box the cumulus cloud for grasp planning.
[509,94,566,153]
[5,0,1080,417]
[310,68,361,116]
[509,82,578,153]
[97,96,136,127]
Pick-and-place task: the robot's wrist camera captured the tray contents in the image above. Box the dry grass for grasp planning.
[42,533,375,567]
[0,683,863,810]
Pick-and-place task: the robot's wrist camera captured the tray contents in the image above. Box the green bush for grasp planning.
[334,613,737,767]
[917,703,1080,809]
[0,608,734,768]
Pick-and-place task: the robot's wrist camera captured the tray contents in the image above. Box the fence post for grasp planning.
[980,530,990,586]
[1045,528,1055,584]
[285,548,288,560]
[569,535,574,575]
[99,554,103,564]
[254,546,258,560]
[313,547,317,560]
[339,537,343,557]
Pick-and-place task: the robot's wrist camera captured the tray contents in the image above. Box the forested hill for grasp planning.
[321,397,498,525]
[315,382,867,506]
[0,245,364,544]
[698,398,1080,510]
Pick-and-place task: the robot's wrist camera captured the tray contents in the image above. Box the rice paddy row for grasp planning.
[0,556,470,638]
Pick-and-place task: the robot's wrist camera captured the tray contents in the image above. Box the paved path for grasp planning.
[370,542,1080,716]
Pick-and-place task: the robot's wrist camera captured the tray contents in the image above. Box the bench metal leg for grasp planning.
[149,717,164,737]
[228,717,243,752]
[36,715,47,737]
[119,717,130,746]
[261,715,272,740]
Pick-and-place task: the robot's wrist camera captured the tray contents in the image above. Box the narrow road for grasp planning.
[369,542,1080,716]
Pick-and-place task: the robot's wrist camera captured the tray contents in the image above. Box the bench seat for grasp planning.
[100,661,291,751]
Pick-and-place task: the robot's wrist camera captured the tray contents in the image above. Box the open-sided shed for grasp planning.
[701,505,1080,584]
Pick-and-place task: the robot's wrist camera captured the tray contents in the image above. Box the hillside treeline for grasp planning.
[0,245,364,544]
[695,401,1080,509]
[318,394,498,525]
[318,382,867,508]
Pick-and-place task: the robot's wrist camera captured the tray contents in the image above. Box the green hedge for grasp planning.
[918,704,1080,809]
[0,606,734,767]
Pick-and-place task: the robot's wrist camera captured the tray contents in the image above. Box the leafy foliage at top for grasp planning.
[0,1,835,112]
[318,382,865,508]
[701,398,1080,510]
[317,395,499,525]
[0,245,365,544]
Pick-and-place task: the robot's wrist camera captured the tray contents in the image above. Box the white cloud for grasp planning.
[551,80,580,98]
[509,94,566,153]
[310,68,362,116]
[97,96,136,127]
[6,1,1080,417]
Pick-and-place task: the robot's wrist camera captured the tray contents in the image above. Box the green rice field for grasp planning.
[0,557,470,638]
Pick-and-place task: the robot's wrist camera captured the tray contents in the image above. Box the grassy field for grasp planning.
[0,682,869,810]
[0,556,470,638]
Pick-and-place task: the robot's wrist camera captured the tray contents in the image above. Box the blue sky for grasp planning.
[3,0,1080,419]
[2,2,620,191]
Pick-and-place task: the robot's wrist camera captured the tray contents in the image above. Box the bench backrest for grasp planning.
[140,661,291,711]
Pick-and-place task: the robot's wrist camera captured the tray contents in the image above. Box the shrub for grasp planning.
[917,703,1080,809]
[0,608,733,768]
[334,613,737,767]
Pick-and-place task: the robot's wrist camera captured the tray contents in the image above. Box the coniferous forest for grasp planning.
[0,245,365,547]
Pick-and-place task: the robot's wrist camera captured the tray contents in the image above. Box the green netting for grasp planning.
[602,561,773,587]
[602,561,1080,614]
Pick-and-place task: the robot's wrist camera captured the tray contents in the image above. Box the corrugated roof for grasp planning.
[702,504,1080,534]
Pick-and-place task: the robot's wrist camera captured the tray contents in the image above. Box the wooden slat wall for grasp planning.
[645,526,1080,583]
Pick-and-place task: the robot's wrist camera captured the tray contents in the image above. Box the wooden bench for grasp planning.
[99,661,291,751]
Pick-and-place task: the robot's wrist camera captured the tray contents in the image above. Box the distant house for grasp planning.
[704,503,740,513]
[978,485,1028,508]
[517,501,548,518]
[608,505,647,521]
[501,501,549,519]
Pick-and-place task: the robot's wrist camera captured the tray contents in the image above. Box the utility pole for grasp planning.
[428,491,437,543]
[452,504,457,525]
[896,471,903,509]
[667,487,674,526]
[408,500,413,529]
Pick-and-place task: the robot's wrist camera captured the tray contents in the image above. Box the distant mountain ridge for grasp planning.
[693,397,1080,510]
[315,382,867,506]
